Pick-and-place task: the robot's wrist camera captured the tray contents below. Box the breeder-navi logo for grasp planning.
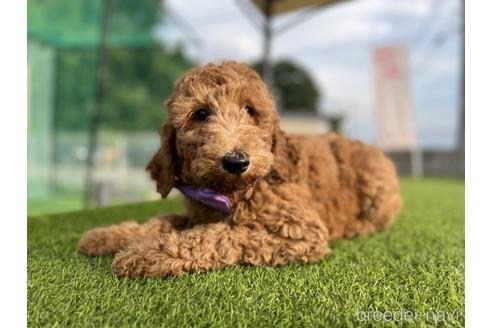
[356,307,461,323]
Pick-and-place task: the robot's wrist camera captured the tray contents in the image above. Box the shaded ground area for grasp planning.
[28,179,464,327]
[28,190,84,216]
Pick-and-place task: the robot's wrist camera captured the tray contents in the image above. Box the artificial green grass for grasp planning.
[28,179,464,327]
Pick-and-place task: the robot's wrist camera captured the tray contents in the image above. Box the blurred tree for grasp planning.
[101,48,191,130]
[55,49,98,131]
[55,48,191,131]
[253,60,320,112]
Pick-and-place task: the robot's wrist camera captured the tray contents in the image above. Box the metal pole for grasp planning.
[262,0,273,86]
[455,0,464,178]
[84,0,113,207]
[49,50,61,190]
[458,0,465,153]
[410,147,424,178]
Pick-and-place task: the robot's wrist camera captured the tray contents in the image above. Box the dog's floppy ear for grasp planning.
[146,121,177,198]
[269,114,300,182]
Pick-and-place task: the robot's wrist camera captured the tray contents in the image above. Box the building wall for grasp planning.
[387,150,464,178]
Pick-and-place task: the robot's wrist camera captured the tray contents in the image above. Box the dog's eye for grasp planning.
[193,109,209,121]
[244,105,256,116]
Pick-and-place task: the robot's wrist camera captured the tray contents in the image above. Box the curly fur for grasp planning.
[78,61,402,277]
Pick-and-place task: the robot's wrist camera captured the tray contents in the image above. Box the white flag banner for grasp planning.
[372,44,417,151]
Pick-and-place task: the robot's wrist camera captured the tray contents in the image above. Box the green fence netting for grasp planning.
[27,0,193,210]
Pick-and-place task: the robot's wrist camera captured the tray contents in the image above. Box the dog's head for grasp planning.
[147,61,283,196]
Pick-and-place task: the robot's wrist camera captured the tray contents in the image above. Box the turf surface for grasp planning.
[28,179,464,327]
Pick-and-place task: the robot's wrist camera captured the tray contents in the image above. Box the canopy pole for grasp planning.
[261,0,273,86]
[458,0,465,153]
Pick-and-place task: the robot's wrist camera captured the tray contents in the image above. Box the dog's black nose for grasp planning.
[222,151,250,174]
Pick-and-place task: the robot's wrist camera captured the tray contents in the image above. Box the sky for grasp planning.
[157,0,462,150]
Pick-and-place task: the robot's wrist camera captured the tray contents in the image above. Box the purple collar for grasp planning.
[175,183,232,214]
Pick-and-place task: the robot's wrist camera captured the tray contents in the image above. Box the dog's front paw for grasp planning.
[111,237,183,278]
[78,222,142,256]
[111,248,150,278]
[78,228,118,256]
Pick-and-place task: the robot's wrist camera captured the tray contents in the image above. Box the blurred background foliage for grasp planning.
[101,48,190,131]
[56,48,190,131]
[253,60,320,112]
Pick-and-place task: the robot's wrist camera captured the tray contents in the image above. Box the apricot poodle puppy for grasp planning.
[78,61,402,278]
